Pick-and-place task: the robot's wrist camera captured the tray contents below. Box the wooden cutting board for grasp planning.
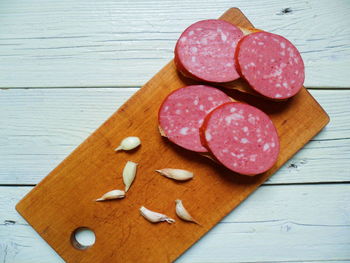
[16,8,329,263]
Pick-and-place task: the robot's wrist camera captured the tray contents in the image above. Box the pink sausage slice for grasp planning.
[201,102,279,175]
[175,19,244,83]
[158,85,232,152]
[236,31,304,99]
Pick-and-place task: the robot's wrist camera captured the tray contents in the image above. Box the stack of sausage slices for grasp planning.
[158,19,305,176]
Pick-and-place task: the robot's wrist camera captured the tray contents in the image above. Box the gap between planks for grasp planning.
[1,86,350,90]
[2,181,350,187]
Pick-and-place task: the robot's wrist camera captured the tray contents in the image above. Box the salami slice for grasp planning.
[158,85,232,152]
[201,102,279,175]
[175,19,244,83]
[236,31,304,99]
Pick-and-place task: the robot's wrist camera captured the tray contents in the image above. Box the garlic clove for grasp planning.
[140,206,175,224]
[123,161,138,192]
[95,190,125,201]
[156,168,193,181]
[175,199,198,224]
[115,136,141,151]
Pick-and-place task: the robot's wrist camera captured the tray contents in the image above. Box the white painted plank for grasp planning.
[1,184,350,262]
[0,0,349,88]
[1,88,349,185]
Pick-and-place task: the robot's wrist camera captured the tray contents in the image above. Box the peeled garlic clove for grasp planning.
[115,136,141,151]
[156,168,193,181]
[175,199,198,224]
[140,206,175,224]
[95,190,125,201]
[123,161,138,192]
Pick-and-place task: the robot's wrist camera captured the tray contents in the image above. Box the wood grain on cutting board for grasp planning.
[16,8,329,263]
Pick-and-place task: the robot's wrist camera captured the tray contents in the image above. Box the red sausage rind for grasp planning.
[158,85,232,152]
[236,31,304,99]
[201,102,280,175]
[175,19,244,83]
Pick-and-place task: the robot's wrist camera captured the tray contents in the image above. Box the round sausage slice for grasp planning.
[201,102,279,175]
[175,19,244,83]
[158,85,232,152]
[236,31,304,99]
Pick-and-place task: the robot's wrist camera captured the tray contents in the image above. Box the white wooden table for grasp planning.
[1,1,350,262]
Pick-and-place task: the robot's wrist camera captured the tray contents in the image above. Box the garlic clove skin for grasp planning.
[123,161,138,192]
[140,206,175,224]
[95,190,125,201]
[156,168,193,181]
[115,136,141,151]
[175,199,198,224]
